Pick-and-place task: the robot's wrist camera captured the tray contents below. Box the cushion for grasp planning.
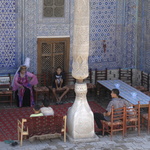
[126,117,138,122]
[142,113,148,120]
[34,86,49,92]
[102,120,123,126]
[0,90,12,94]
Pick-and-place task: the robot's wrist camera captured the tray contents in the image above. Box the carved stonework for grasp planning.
[67,0,98,142]
[67,83,96,141]
[72,0,89,80]
[75,82,87,100]
[72,55,89,80]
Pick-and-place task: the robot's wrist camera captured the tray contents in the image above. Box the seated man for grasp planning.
[52,66,69,104]
[30,105,43,117]
[94,88,131,135]
[40,99,54,116]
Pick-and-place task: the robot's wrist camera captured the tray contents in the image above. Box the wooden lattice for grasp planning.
[41,56,52,73]
[54,55,64,70]
[37,38,70,82]
[55,42,65,53]
[54,42,65,70]
[42,43,52,54]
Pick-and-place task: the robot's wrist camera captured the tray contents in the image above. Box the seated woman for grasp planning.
[12,65,38,107]
[40,99,54,116]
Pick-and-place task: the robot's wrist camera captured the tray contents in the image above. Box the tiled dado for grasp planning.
[0,0,18,73]
[91,69,142,87]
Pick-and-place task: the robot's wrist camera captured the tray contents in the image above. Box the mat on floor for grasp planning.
[0,101,106,141]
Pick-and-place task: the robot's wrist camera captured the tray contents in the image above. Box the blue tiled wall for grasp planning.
[0,0,19,74]
[137,0,150,73]
[0,0,148,74]
[89,0,137,70]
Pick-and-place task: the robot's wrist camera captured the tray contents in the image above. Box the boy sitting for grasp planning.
[52,66,69,104]
[40,99,54,116]
[30,105,43,117]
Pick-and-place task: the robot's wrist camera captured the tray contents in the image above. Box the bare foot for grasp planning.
[56,97,59,102]
[58,97,62,102]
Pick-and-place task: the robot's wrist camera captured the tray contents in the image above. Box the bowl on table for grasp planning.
[114,83,120,89]
[131,92,137,98]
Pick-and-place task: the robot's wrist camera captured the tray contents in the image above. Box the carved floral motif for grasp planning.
[72,0,89,80]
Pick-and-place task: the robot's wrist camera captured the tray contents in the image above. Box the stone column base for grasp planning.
[67,133,99,143]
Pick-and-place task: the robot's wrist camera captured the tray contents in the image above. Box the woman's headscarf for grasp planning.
[11,57,30,87]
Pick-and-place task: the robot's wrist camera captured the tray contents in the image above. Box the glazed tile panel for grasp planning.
[0,0,140,73]
[0,0,17,73]
[89,0,137,70]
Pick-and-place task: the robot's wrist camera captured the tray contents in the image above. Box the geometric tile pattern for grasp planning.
[0,0,16,72]
[137,0,150,73]
[144,2,150,73]
[24,0,138,72]
[89,0,117,69]
[37,0,70,37]
[89,0,137,70]
[16,0,38,74]
[23,0,37,73]
[0,0,140,74]
[123,0,137,69]
[25,0,70,73]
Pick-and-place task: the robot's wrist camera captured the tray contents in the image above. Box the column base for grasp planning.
[67,133,99,143]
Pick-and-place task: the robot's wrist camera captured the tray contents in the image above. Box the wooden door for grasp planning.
[37,37,70,85]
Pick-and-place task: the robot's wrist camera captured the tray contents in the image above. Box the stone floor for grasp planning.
[1,131,150,150]
[1,94,150,150]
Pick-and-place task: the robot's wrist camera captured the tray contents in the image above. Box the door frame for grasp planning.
[37,37,70,74]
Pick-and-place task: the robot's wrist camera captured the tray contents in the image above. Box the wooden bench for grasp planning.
[0,74,13,105]
[33,73,50,101]
[18,115,67,146]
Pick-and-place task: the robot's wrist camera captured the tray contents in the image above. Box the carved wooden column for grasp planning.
[67,0,98,142]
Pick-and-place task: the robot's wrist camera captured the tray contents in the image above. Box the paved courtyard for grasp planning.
[1,131,150,150]
[1,96,150,150]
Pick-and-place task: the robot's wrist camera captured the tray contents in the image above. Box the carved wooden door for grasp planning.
[37,38,70,84]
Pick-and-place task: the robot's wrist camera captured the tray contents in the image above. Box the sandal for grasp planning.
[11,141,18,147]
